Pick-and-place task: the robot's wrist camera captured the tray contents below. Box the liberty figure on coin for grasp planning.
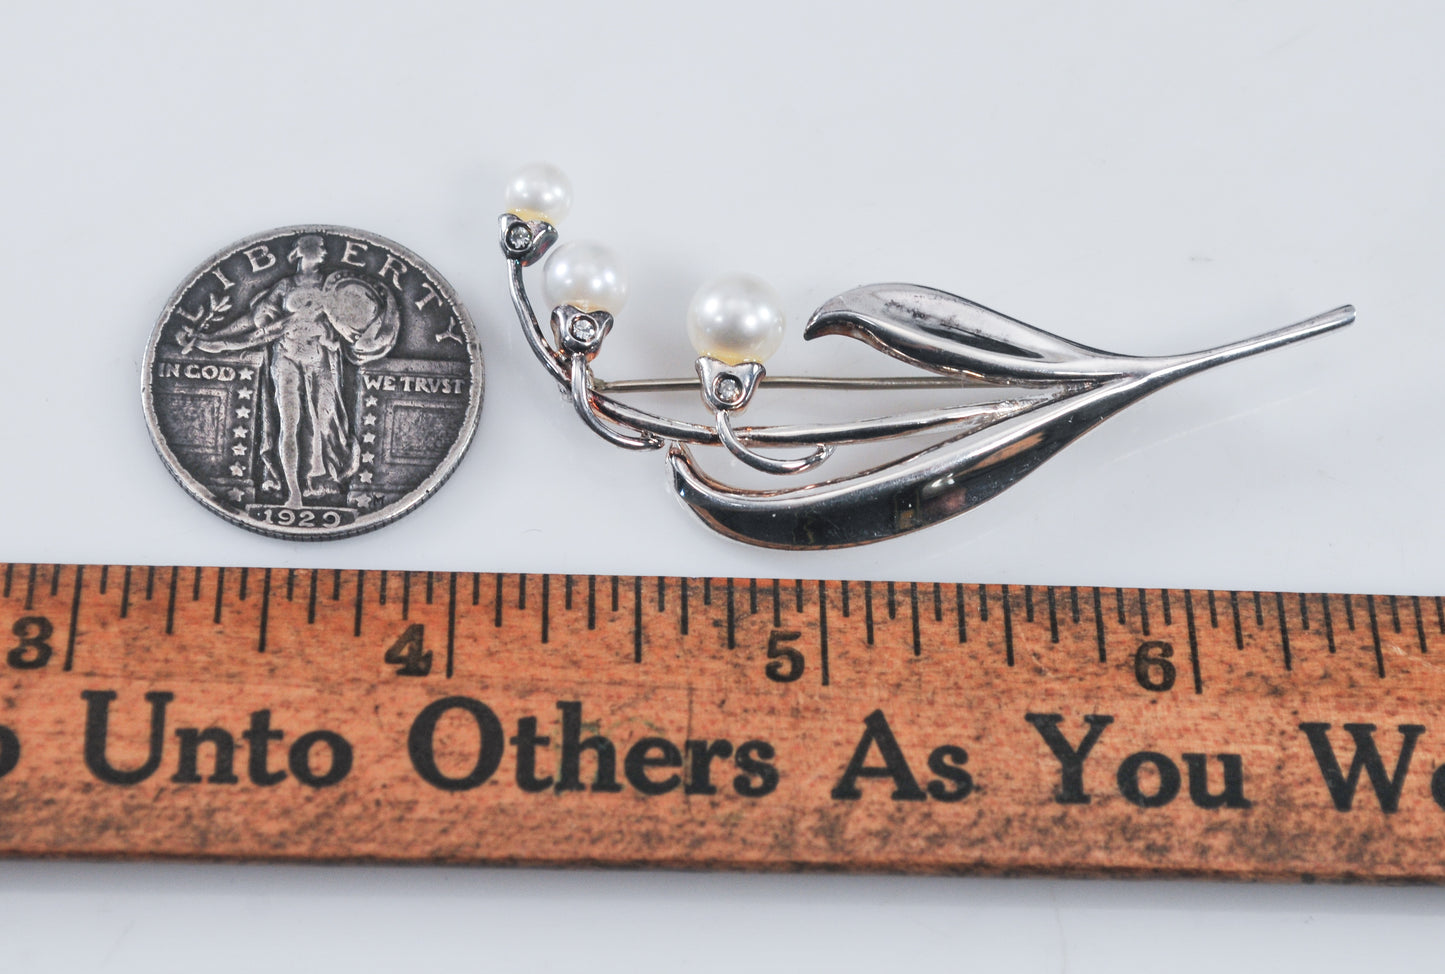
[144,225,483,539]
[177,235,401,508]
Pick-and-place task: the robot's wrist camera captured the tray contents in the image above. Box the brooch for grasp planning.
[499,163,1354,550]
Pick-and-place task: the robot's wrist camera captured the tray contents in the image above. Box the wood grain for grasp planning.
[1,563,1442,880]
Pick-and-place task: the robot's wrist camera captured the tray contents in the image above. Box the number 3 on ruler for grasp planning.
[9,617,53,670]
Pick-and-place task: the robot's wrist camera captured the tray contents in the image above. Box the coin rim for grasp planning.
[141,224,484,541]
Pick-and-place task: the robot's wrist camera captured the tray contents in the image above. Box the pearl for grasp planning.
[686,273,786,365]
[542,241,629,313]
[503,162,573,224]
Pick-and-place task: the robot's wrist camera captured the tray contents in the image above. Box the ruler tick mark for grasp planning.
[1322,593,1336,653]
[1048,586,1059,643]
[2,563,12,598]
[542,576,553,644]
[518,574,527,611]
[1229,591,1243,648]
[956,583,967,642]
[841,580,851,617]
[1207,590,1218,627]
[145,566,155,602]
[1069,586,1080,624]
[978,584,988,622]
[1388,594,1401,633]
[818,580,830,686]
[613,575,621,612]
[678,578,687,635]
[864,581,875,645]
[1344,594,1356,631]
[795,579,804,613]
[1137,589,1150,635]
[213,568,225,624]
[165,567,178,635]
[191,566,202,602]
[354,571,365,637]
[749,578,757,614]
[566,574,576,611]
[446,573,457,677]
[63,565,83,672]
[119,566,131,618]
[910,582,920,656]
[99,565,108,595]
[1275,591,1292,671]
[239,567,249,601]
[933,582,943,623]
[772,579,781,627]
[403,571,412,620]
[1024,585,1034,622]
[1414,595,1428,654]
[1367,596,1385,678]
[658,577,666,613]
[1184,590,1203,694]
[1093,587,1106,663]
[726,578,735,650]
[497,573,506,629]
[425,572,434,605]
[49,566,60,597]
[15,565,38,611]
[633,576,643,663]
[1298,592,1310,630]
[332,570,341,601]
[286,569,296,601]
[257,568,272,653]
[886,581,897,620]
[1002,585,1015,667]
[701,578,709,607]
[1253,591,1263,628]
[308,569,318,624]
[380,572,389,606]
[1436,596,1444,634]
[1161,589,1171,627]
[24,564,38,611]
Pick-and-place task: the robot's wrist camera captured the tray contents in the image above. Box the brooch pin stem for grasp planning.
[498,167,1354,549]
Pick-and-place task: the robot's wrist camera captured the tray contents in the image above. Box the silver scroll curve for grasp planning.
[500,214,1354,549]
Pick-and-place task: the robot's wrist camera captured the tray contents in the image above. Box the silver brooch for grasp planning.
[499,163,1353,550]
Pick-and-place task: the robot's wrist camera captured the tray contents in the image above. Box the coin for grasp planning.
[142,225,483,540]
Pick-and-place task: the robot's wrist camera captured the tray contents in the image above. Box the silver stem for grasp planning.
[506,257,1058,449]
[594,375,992,393]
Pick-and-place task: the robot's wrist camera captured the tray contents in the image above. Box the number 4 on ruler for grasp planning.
[384,624,431,676]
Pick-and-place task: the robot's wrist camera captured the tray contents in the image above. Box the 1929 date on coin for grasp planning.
[142,226,483,539]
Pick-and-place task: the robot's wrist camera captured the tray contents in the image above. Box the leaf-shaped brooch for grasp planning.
[498,164,1354,549]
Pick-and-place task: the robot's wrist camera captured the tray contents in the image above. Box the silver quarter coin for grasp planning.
[142,225,483,540]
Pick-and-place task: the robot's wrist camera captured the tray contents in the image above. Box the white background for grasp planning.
[1,1,1443,970]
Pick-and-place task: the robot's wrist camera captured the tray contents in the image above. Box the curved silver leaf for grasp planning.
[805,283,1147,383]
[674,304,1356,548]
[670,375,1151,549]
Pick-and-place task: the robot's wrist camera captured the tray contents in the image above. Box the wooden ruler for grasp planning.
[1,561,1443,880]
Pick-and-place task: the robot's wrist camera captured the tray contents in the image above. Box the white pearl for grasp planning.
[503,162,573,224]
[686,273,786,365]
[542,241,628,313]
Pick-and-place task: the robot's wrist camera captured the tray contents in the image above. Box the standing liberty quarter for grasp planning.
[142,226,483,539]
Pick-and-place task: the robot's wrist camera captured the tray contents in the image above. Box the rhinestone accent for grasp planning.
[506,223,533,250]
[715,375,744,404]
